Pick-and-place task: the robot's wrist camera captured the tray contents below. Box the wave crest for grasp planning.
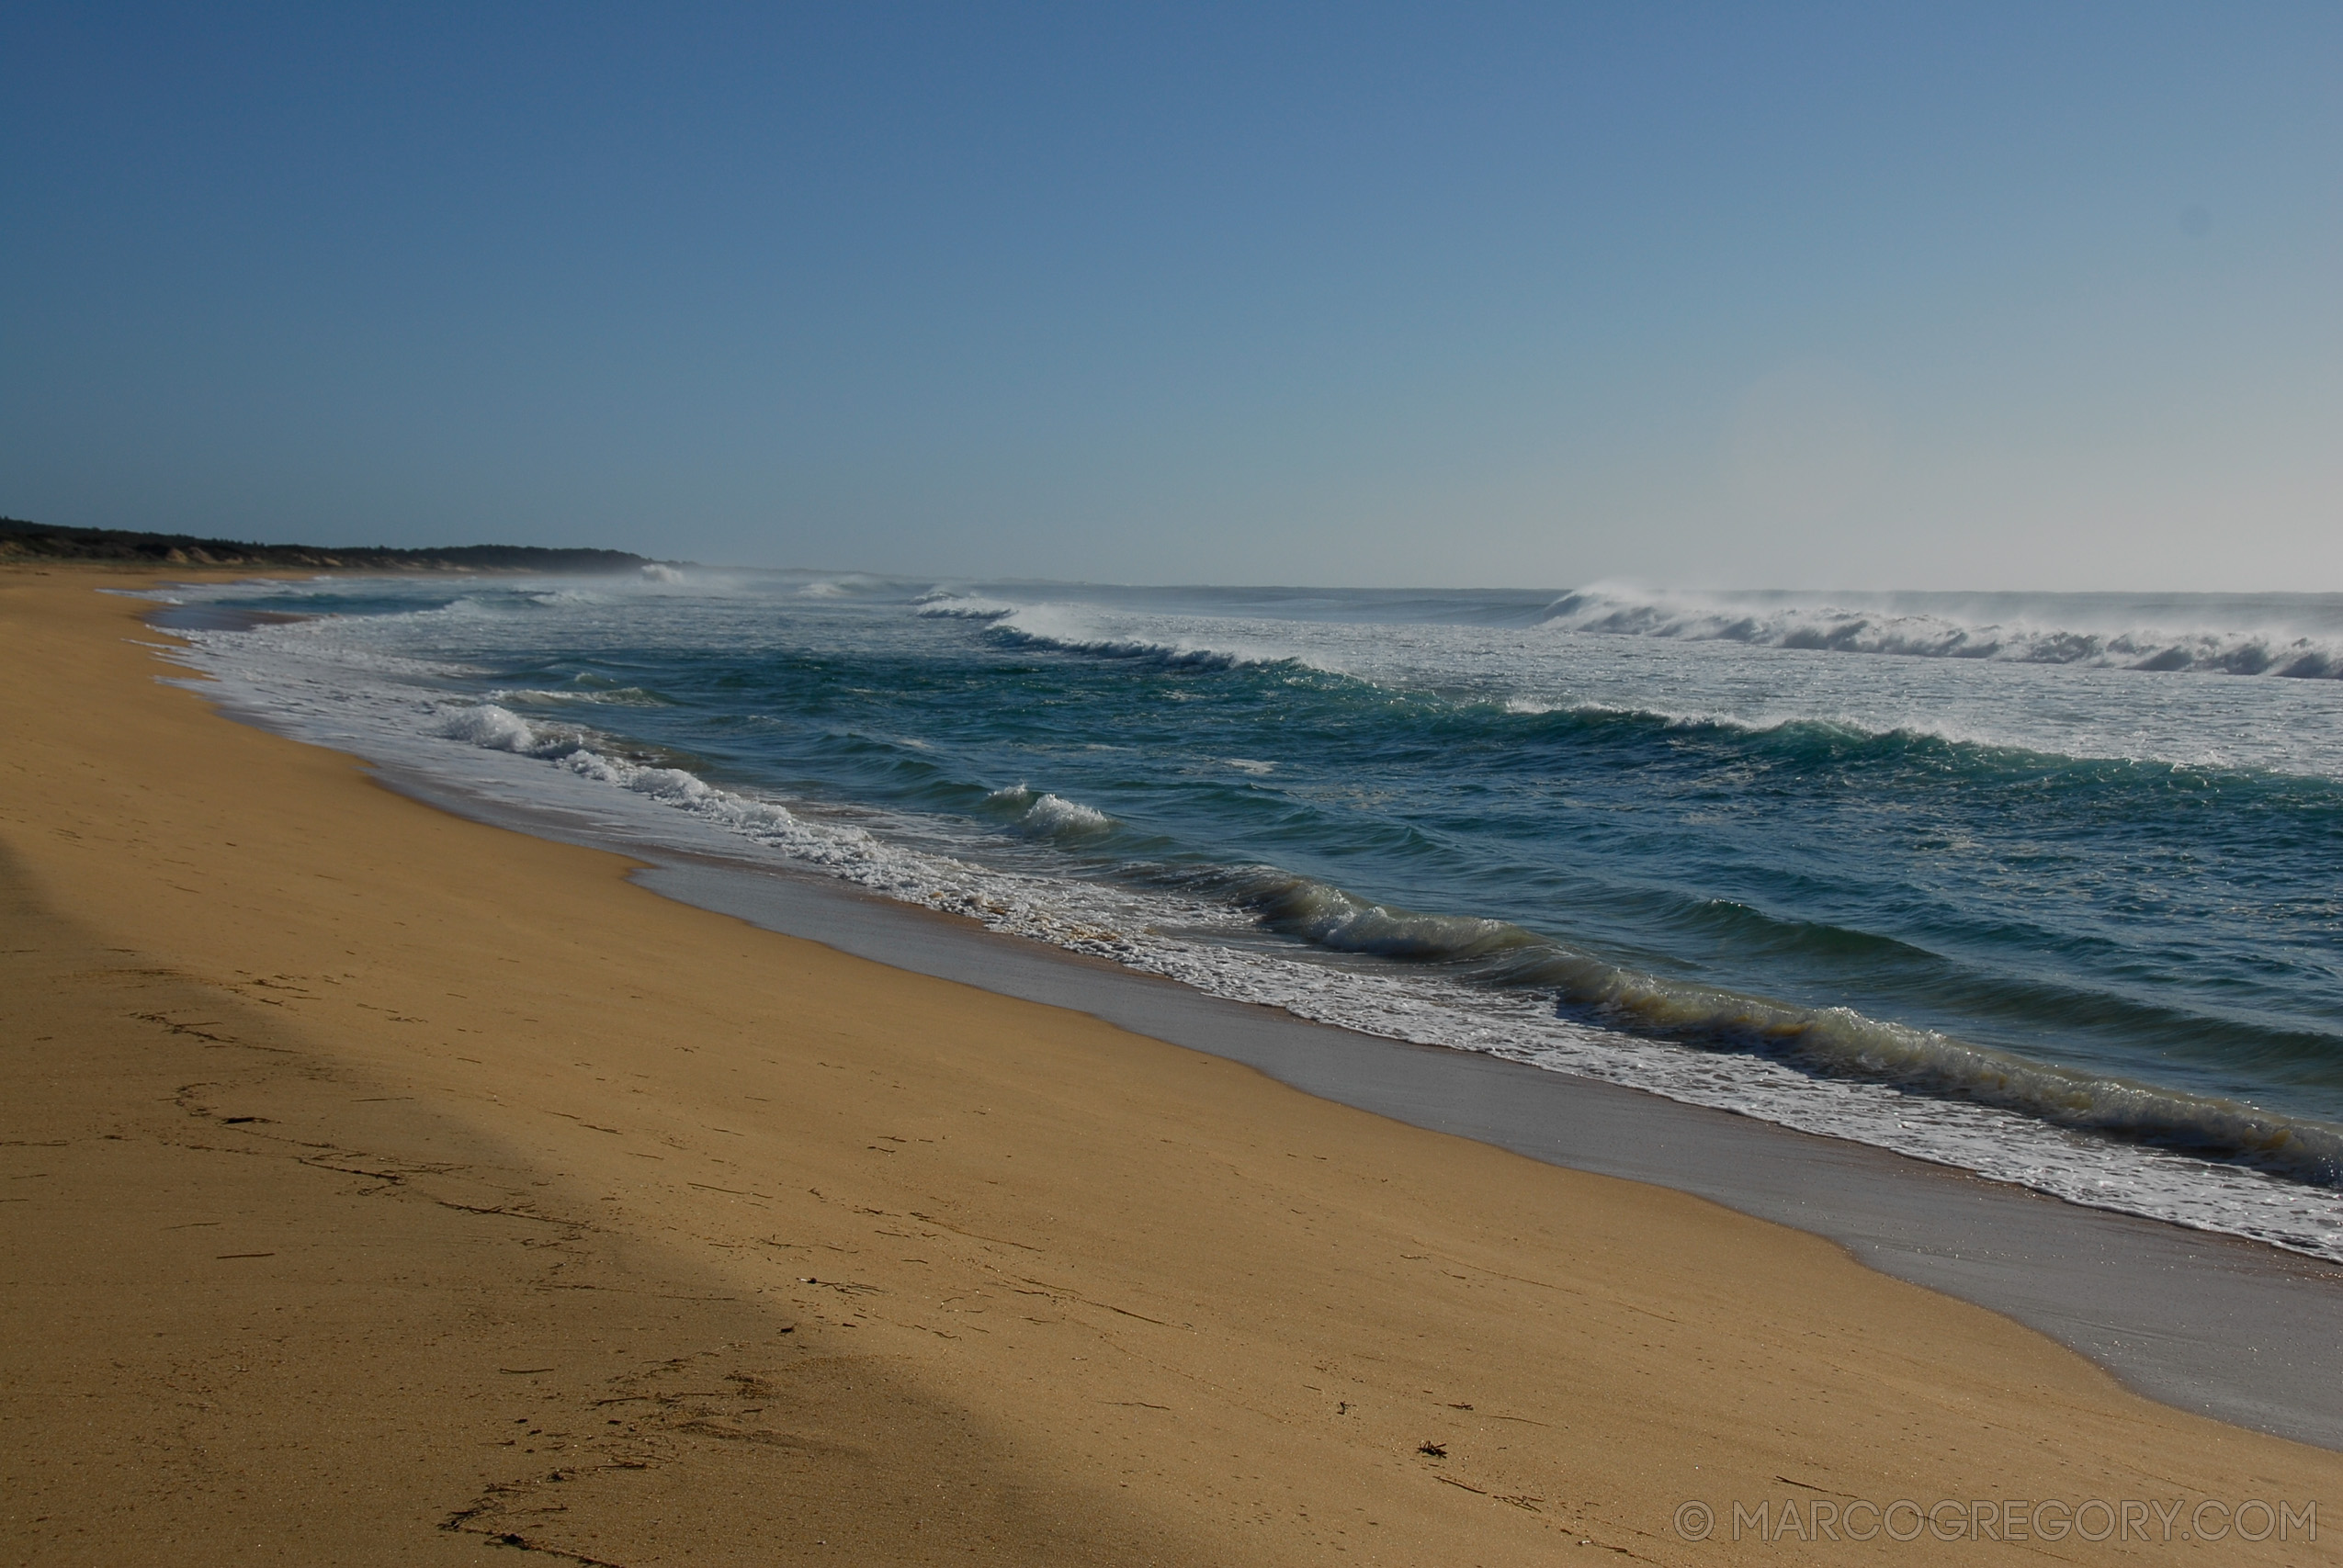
[1218,867,2343,1186]
[989,604,1300,671]
[915,594,1016,620]
[987,784,1115,838]
[1544,587,2343,679]
[437,703,550,753]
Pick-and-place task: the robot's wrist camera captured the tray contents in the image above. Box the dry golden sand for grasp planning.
[2,566,2336,1565]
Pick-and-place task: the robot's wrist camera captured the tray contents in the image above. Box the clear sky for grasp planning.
[4,4,2337,589]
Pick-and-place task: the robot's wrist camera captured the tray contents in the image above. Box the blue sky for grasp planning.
[4,3,2337,588]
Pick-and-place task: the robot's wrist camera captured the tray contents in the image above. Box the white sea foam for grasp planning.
[794,574,891,600]
[986,784,1115,836]
[1022,792,1111,835]
[991,604,1316,671]
[915,595,1017,620]
[438,703,543,750]
[488,684,668,708]
[913,595,2342,777]
[1544,585,2343,680]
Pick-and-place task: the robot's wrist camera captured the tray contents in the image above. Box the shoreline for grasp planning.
[379,761,2343,1451]
[6,565,2338,1563]
[152,566,2343,1268]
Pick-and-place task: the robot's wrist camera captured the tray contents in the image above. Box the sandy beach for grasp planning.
[4,565,2337,1565]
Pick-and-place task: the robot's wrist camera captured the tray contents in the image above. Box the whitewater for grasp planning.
[145,572,2343,1262]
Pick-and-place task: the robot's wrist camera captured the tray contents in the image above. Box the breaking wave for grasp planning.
[914,594,1016,620]
[1545,587,2343,679]
[986,784,1115,838]
[1213,870,2343,1188]
[988,604,1309,671]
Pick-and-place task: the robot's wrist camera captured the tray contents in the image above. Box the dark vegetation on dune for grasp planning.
[0,515,655,573]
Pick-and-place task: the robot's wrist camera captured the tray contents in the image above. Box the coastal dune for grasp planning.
[3,568,2336,1564]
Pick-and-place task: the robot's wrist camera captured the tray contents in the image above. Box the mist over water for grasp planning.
[152,570,2343,1259]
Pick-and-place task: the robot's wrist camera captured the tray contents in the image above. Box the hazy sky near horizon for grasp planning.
[4,4,2338,590]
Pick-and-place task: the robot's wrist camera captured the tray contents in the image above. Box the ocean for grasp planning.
[150,571,2343,1261]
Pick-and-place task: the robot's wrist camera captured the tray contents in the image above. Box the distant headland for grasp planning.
[0,516,656,573]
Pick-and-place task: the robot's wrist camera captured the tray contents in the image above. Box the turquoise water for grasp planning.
[158,571,2343,1253]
